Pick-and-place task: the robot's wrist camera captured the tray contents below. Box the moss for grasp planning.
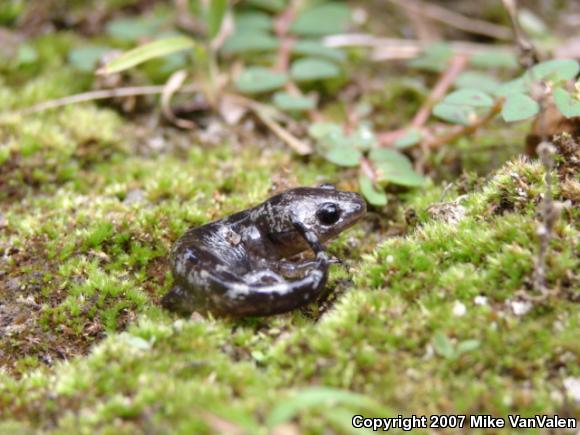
[1,138,578,431]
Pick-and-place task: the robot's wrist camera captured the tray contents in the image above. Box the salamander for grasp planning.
[161,184,366,316]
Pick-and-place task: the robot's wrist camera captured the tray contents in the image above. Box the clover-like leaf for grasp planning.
[359,175,387,206]
[394,128,422,149]
[370,149,425,187]
[106,16,165,41]
[235,67,287,94]
[291,58,340,82]
[292,40,346,63]
[553,87,580,118]
[375,163,426,187]
[246,0,285,13]
[501,93,540,122]
[308,122,342,140]
[273,92,316,111]
[291,3,351,36]
[349,124,377,150]
[455,72,500,94]
[409,43,452,72]
[526,59,579,83]
[234,11,273,32]
[432,103,475,125]
[68,46,111,72]
[494,77,528,97]
[469,50,518,69]
[369,148,412,167]
[443,89,494,108]
[325,146,361,167]
[222,31,279,54]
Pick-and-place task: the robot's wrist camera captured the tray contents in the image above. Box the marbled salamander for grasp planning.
[161,185,366,316]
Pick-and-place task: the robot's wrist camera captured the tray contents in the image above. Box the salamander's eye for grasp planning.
[316,202,341,225]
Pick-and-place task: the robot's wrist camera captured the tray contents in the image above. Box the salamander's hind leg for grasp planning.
[161,284,200,315]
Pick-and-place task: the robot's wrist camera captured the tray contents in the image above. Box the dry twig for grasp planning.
[411,54,469,128]
[385,0,513,40]
[6,84,201,117]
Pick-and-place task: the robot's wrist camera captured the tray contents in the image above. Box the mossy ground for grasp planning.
[1,2,579,434]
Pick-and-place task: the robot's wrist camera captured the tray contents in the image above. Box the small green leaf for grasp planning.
[291,58,340,81]
[273,92,316,111]
[455,72,500,94]
[409,43,452,72]
[433,331,455,359]
[222,31,279,54]
[207,0,228,39]
[267,387,380,428]
[369,148,412,168]
[235,67,287,94]
[106,16,165,41]
[501,93,540,122]
[291,3,351,36]
[456,339,480,355]
[432,103,475,125]
[370,150,425,187]
[375,162,425,187]
[308,122,342,140]
[359,175,387,206]
[68,46,111,72]
[349,124,377,150]
[292,40,346,63]
[443,89,494,107]
[526,59,579,83]
[394,128,422,149]
[234,11,272,32]
[246,0,285,13]
[518,9,547,36]
[469,50,518,69]
[325,146,361,167]
[494,77,528,97]
[553,87,580,118]
[98,36,195,74]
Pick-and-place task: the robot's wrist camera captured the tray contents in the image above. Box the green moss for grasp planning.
[1,140,578,431]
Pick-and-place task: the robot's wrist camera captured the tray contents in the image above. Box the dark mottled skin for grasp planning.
[161,185,366,316]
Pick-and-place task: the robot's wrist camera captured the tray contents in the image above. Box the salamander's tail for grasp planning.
[204,251,330,316]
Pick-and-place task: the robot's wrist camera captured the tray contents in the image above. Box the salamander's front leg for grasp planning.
[291,218,326,256]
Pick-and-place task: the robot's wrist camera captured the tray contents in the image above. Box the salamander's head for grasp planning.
[258,184,366,256]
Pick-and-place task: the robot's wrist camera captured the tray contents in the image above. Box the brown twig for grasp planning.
[7,84,202,117]
[412,54,469,128]
[359,157,377,182]
[161,70,197,129]
[501,0,540,68]
[424,99,503,149]
[377,54,469,150]
[385,0,513,40]
[273,3,297,72]
[226,93,312,155]
[323,34,516,62]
